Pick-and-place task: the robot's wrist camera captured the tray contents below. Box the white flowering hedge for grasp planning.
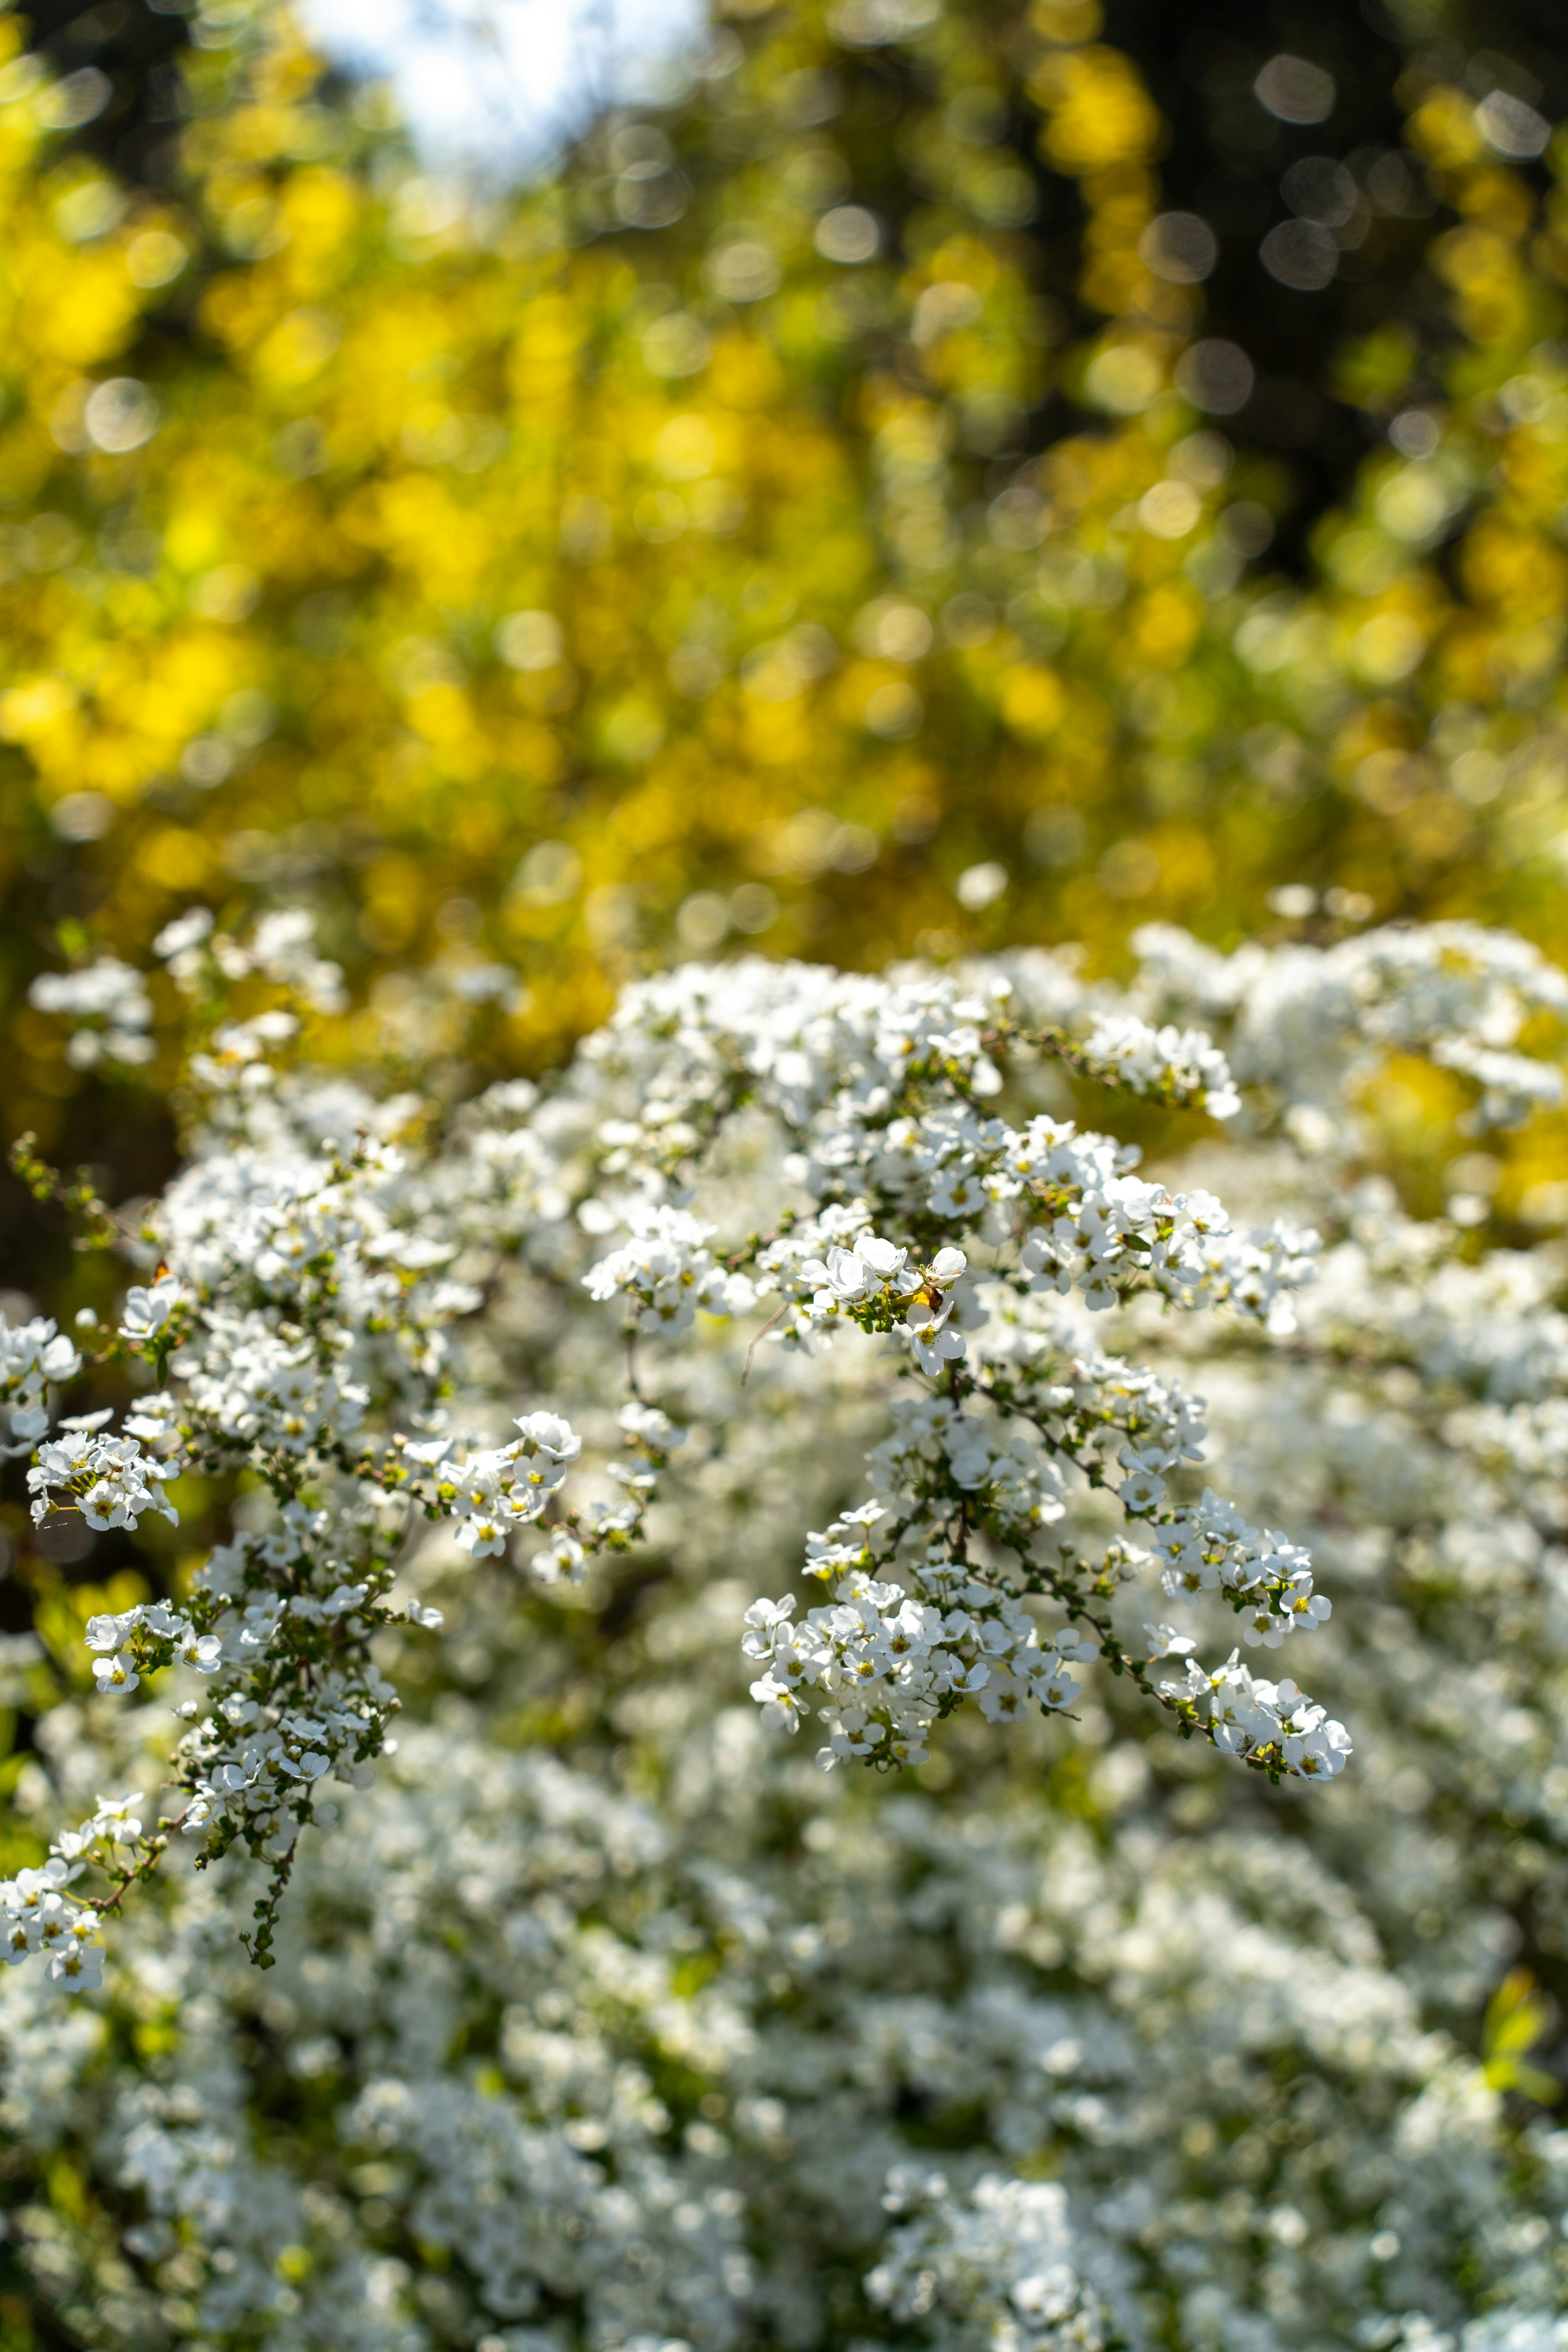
[3,907,1568,2352]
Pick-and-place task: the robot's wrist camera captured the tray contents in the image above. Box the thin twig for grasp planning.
[743,1303,787,1385]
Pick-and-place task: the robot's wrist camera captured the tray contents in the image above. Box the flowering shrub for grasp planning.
[2,906,1568,2349]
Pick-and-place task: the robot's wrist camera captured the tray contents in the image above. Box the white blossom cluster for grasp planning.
[1,1793,152,1991]
[1076,1010,1241,1121]
[576,970,1330,1780]
[572,959,1236,1203]
[2,909,1568,2352]
[583,1205,757,1336]
[1128,917,1568,1138]
[5,922,655,1971]
[743,1542,1098,1767]
[0,1310,81,1457]
[153,903,349,1014]
[27,955,155,1068]
[867,2167,1131,2350]
[28,1417,178,1532]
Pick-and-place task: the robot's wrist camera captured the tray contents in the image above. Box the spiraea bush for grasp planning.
[4,3,1568,2347]
[0,901,1566,2352]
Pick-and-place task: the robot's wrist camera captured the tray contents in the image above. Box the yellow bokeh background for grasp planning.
[0,0,1564,1169]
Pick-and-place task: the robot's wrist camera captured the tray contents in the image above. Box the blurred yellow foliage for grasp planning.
[1482,1968,1560,2106]
[0,0,1563,1172]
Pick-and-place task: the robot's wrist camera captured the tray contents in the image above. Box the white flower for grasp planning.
[46,1938,105,1991]
[454,1511,508,1558]
[119,1277,183,1345]
[1116,1468,1166,1514]
[153,907,215,960]
[514,1410,582,1465]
